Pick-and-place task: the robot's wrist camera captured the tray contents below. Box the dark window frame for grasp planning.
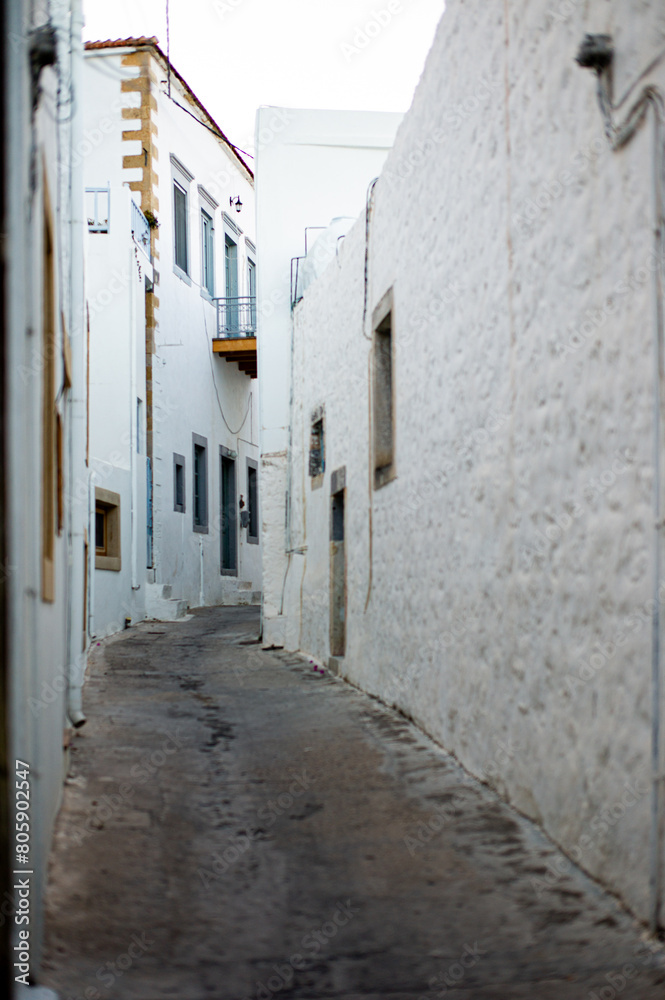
[173,179,189,276]
[247,458,259,544]
[173,453,185,513]
[192,433,208,533]
[220,446,238,575]
[372,288,396,489]
[309,406,325,483]
[201,208,214,296]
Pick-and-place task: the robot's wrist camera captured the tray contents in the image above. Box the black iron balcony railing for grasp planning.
[214,296,257,338]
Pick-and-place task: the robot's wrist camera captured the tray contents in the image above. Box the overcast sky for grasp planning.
[82,0,445,157]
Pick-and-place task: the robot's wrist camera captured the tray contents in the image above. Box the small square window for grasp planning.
[85,188,110,233]
[95,488,121,571]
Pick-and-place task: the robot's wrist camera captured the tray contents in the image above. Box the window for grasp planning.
[221,449,238,574]
[173,180,189,274]
[201,210,215,296]
[309,408,325,486]
[224,235,238,296]
[95,488,121,572]
[330,474,346,658]
[247,460,259,543]
[173,454,185,513]
[224,234,239,331]
[85,187,110,232]
[372,289,395,489]
[192,434,208,532]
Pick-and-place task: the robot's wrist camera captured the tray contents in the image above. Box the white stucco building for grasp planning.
[254,107,403,648]
[83,38,261,634]
[2,0,88,988]
[256,2,665,931]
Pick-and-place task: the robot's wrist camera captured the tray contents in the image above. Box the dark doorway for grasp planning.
[221,454,237,575]
[330,489,346,657]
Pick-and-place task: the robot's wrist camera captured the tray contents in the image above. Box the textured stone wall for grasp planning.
[282,0,665,925]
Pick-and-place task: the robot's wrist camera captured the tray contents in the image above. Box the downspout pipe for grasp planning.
[66,0,87,729]
[576,34,665,934]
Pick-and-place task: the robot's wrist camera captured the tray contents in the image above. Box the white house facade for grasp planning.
[85,185,151,638]
[256,2,665,931]
[2,0,88,986]
[83,38,261,631]
[254,107,403,649]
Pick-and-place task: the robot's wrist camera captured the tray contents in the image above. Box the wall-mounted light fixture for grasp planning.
[230,195,243,213]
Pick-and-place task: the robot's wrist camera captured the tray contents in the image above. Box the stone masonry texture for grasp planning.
[41,609,665,999]
[273,0,665,926]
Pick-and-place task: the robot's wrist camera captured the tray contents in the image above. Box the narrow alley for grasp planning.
[41,609,665,1000]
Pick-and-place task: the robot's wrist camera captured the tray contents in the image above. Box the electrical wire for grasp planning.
[165,0,171,98]
[200,301,252,435]
[164,94,254,160]
[161,1,252,163]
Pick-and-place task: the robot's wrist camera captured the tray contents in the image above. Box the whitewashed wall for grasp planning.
[86,187,150,637]
[279,1,665,927]
[83,47,261,619]
[152,75,261,610]
[255,107,403,647]
[4,0,87,979]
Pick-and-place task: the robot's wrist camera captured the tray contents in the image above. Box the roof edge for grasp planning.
[84,37,253,180]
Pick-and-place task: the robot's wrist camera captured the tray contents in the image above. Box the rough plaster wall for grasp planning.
[261,454,289,647]
[284,0,665,924]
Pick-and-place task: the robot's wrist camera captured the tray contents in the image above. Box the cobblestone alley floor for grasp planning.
[41,607,665,999]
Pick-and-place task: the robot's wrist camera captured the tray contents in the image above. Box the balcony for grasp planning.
[212,297,257,378]
[131,199,151,259]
